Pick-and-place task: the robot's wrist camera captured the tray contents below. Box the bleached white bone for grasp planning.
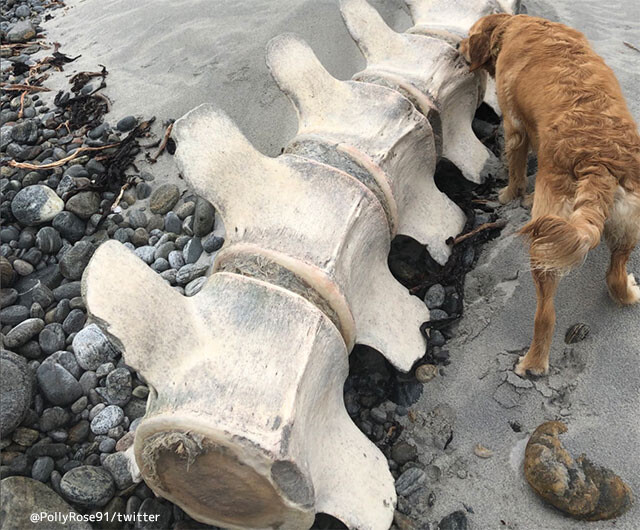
[83,241,395,529]
[172,104,428,371]
[266,33,465,265]
[403,0,521,116]
[340,0,500,183]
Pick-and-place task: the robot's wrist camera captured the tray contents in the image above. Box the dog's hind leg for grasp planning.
[605,191,640,305]
[515,269,559,376]
[499,115,529,204]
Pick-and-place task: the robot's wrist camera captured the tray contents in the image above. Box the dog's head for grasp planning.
[459,14,513,75]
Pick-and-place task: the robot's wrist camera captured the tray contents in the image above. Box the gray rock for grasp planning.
[36,363,83,406]
[15,5,31,18]
[167,249,184,269]
[40,406,70,432]
[39,323,66,355]
[0,288,18,308]
[151,258,170,273]
[72,324,119,371]
[429,309,449,321]
[424,284,446,309]
[123,398,146,421]
[150,184,180,214]
[6,20,36,43]
[136,182,152,199]
[438,511,468,530]
[137,498,172,529]
[163,211,182,234]
[97,368,132,406]
[175,263,208,285]
[31,456,55,482]
[36,226,63,254]
[184,276,206,297]
[182,237,202,264]
[11,185,64,226]
[130,228,149,247]
[53,282,81,301]
[59,241,96,280]
[116,116,137,132]
[0,305,29,325]
[3,318,44,349]
[391,442,418,466]
[60,466,115,508]
[0,476,91,529]
[395,467,426,497]
[134,245,156,264]
[65,192,100,219]
[202,233,224,253]
[193,197,215,236]
[128,209,147,229]
[154,241,175,261]
[174,201,195,220]
[0,350,34,438]
[11,119,39,145]
[102,451,134,490]
[99,437,116,453]
[90,406,124,435]
[62,309,86,334]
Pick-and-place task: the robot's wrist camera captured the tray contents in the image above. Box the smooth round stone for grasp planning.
[113,227,130,243]
[0,225,20,243]
[154,241,175,261]
[72,324,119,371]
[98,368,132,407]
[36,226,63,254]
[150,184,180,214]
[36,362,83,406]
[116,116,137,132]
[53,282,81,301]
[0,476,91,530]
[182,237,202,264]
[59,241,95,280]
[39,323,66,355]
[65,192,100,220]
[0,350,34,438]
[424,284,446,309]
[3,317,45,349]
[40,406,71,432]
[15,5,31,17]
[128,209,147,229]
[184,276,206,297]
[430,309,449,321]
[60,466,115,508]
[163,212,182,236]
[151,258,170,272]
[192,197,215,237]
[174,201,195,220]
[98,437,116,453]
[136,182,152,199]
[12,259,34,276]
[202,234,224,253]
[134,245,155,264]
[130,227,149,247]
[52,211,86,243]
[175,263,209,285]
[0,288,18,308]
[32,456,55,482]
[90,406,124,435]
[167,250,184,270]
[53,299,71,323]
[18,229,37,250]
[102,451,134,490]
[62,309,86,334]
[11,185,64,226]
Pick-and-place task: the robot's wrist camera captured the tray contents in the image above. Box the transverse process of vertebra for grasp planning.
[82,1,519,528]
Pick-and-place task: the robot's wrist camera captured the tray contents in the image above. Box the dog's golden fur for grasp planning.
[460,14,640,376]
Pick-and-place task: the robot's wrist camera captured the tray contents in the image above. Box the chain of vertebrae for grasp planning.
[83,1,519,528]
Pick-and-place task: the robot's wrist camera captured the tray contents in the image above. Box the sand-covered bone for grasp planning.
[83,242,396,529]
[340,0,499,183]
[266,33,465,264]
[524,421,633,521]
[171,104,428,370]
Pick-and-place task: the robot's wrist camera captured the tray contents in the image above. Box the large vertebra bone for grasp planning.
[83,242,395,530]
[339,0,499,183]
[403,0,521,115]
[171,104,428,371]
[266,33,465,265]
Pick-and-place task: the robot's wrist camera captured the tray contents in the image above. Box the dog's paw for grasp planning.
[522,193,534,208]
[498,186,514,204]
[514,355,549,377]
[624,273,640,305]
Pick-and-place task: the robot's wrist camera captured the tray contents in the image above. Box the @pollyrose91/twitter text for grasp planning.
[30,512,160,524]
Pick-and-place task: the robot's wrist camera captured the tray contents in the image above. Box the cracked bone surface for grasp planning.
[340,0,499,183]
[172,104,428,371]
[403,0,522,115]
[83,242,395,529]
[266,33,465,265]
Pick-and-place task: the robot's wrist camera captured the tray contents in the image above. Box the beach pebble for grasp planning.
[1,304,30,325]
[60,466,115,508]
[391,442,418,466]
[36,226,63,254]
[134,245,156,264]
[167,250,184,269]
[202,234,224,253]
[11,185,64,226]
[97,367,132,406]
[150,184,180,214]
[163,211,182,234]
[13,259,34,276]
[40,406,70,432]
[7,20,36,43]
[52,212,86,243]
[0,350,34,438]
[36,362,83,406]
[193,197,215,236]
[72,324,119,371]
[11,119,39,145]
[53,282,82,301]
[65,192,100,219]
[91,405,124,435]
[116,116,137,132]
[424,284,445,309]
[128,209,147,229]
[182,237,202,264]
[3,317,44,348]
[137,498,172,528]
[438,511,468,530]
[102,451,135,489]
[176,263,208,285]
[62,309,86,334]
[395,467,426,497]
[59,240,96,280]
[39,323,66,354]
[31,456,55,482]
[184,276,206,296]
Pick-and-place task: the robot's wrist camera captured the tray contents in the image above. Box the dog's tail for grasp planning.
[520,164,617,272]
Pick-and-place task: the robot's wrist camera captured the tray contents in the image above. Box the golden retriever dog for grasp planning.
[459,14,640,376]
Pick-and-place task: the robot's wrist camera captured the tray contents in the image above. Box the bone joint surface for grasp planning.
[82,1,508,528]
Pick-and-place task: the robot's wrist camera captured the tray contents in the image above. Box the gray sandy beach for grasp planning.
[36,0,640,528]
